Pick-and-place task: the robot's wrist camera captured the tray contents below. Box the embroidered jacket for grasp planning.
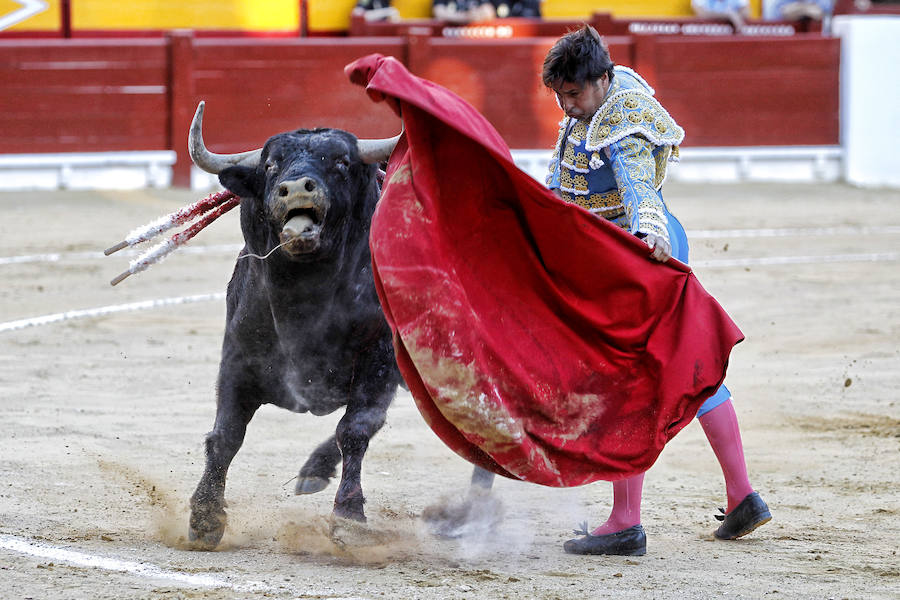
[546,66,684,240]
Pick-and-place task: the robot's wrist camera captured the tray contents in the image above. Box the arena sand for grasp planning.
[0,181,897,599]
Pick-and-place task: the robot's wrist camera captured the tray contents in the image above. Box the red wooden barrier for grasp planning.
[189,38,407,150]
[406,34,634,149]
[180,37,406,185]
[634,34,840,147]
[0,39,170,154]
[403,33,839,150]
[0,32,840,187]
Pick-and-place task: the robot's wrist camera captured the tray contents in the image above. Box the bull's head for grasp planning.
[189,101,400,261]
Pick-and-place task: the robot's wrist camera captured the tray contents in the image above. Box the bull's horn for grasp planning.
[189,101,262,174]
[190,100,399,170]
[357,131,402,165]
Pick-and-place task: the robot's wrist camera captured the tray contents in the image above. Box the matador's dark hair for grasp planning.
[541,25,615,89]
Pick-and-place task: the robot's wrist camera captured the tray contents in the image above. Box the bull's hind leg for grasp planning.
[422,466,501,538]
[470,465,495,491]
[295,435,341,494]
[189,397,257,549]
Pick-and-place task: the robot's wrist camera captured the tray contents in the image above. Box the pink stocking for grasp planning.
[591,473,644,535]
[698,399,754,513]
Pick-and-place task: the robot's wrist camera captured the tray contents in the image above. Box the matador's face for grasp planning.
[552,73,610,121]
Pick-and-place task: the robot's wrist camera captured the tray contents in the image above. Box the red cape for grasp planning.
[347,54,744,487]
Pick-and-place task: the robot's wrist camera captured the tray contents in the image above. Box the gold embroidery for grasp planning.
[561,189,624,214]
[585,191,622,209]
[573,174,589,193]
[585,86,684,151]
[546,144,559,186]
[574,152,589,170]
[610,136,669,238]
[653,146,670,189]
[550,69,684,224]
[570,120,587,142]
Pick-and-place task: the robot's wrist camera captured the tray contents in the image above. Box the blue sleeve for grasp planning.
[546,119,567,190]
[547,160,560,189]
[607,135,669,241]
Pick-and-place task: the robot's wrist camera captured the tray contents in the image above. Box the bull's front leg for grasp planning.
[295,435,341,494]
[332,384,393,521]
[189,393,257,549]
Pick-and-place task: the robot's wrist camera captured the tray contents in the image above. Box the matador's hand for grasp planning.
[643,232,671,262]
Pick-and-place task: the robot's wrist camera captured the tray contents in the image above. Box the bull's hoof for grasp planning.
[295,476,330,495]
[188,524,225,550]
[328,514,389,549]
[188,508,226,550]
[333,502,366,523]
[422,490,504,539]
[333,485,366,522]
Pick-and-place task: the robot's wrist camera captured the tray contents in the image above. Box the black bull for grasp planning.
[186,103,493,548]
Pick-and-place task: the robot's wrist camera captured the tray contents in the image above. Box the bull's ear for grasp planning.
[218,166,260,198]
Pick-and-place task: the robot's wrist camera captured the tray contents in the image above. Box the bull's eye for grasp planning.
[265,160,276,172]
[335,157,350,170]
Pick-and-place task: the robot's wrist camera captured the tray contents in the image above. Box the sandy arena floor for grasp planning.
[0,181,898,599]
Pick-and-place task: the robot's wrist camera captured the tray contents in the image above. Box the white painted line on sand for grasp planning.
[692,252,900,268]
[0,244,242,266]
[1,226,898,266]
[1,249,898,333]
[0,293,225,333]
[0,534,269,593]
[688,225,900,238]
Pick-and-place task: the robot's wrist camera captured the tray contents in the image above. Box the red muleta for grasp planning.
[347,53,744,488]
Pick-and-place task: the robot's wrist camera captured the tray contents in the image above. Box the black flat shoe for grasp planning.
[714,491,772,540]
[563,523,647,556]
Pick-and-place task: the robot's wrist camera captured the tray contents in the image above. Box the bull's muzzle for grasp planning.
[275,177,327,256]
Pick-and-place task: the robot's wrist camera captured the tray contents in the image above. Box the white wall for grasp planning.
[833,15,900,188]
[0,152,175,191]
